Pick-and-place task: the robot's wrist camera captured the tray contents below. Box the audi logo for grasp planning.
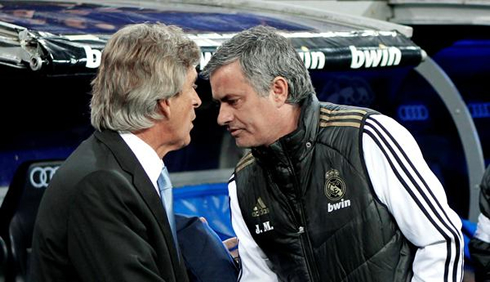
[30,166,60,188]
[468,102,490,118]
[397,104,429,121]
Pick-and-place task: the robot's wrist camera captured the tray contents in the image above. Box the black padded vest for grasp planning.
[234,95,415,282]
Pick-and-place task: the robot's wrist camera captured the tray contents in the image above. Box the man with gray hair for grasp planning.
[202,25,464,282]
[30,23,201,281]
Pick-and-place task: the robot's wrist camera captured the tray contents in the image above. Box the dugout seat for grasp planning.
[0,160,63,282]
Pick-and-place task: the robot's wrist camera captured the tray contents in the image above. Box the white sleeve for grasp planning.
[228,175,279,282]
[474,213,490,243]
[362,115,464,282]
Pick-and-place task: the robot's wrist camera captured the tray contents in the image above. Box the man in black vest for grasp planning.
[202,25,464,282]
[470,164,490,281]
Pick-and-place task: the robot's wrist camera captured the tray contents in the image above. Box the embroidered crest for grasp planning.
[324,169,346,201]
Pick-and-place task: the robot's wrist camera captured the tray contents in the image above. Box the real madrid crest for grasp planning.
[324,169,346,201]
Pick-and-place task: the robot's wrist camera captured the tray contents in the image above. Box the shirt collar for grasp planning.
[119,132,164,192]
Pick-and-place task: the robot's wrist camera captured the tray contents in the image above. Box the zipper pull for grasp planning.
[298,226,305,234]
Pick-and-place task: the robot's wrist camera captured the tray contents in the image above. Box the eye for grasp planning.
[220,96,241,108]
[229,98,240,106]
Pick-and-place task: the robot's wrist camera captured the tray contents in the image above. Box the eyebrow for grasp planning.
[214,94,237,103]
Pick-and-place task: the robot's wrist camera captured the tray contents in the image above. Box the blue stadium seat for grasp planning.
[174,183,235,240]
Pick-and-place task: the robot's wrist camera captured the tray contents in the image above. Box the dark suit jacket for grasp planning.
[30,130,189,282]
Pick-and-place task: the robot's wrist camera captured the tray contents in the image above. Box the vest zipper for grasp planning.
[285,154,320,281]
[267,170,317,281]
[296,209,320,281]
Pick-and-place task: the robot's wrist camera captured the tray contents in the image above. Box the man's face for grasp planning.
[167,67,201,148]
[210,61,280,148]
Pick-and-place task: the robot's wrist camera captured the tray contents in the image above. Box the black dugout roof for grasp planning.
[0,1,425,75]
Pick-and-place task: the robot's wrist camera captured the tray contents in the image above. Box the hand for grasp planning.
[199,217,240,263]
[223,237,239,259]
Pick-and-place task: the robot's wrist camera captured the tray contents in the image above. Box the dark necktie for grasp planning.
[157,166,179,253]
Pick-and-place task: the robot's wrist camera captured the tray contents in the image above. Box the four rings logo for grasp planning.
[30,166,60,188]
[397,104,429,121]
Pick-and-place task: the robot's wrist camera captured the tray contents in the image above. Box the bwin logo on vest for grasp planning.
[328,199,351,213]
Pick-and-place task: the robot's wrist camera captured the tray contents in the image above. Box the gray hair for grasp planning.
[90,23,200,132]
[201,25,314,104]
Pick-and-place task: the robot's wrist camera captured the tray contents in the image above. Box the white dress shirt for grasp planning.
[119,132,165,196]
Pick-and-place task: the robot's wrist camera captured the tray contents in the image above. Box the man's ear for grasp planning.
[158,99,171,119]
[271,76,289,106]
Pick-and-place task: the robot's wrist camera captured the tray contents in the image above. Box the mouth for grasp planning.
[189,117,195,129]
[228,127,241,137]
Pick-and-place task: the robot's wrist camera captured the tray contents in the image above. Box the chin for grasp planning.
[235,139,253,149]
[183,136,191,147]
[175,136,191,150]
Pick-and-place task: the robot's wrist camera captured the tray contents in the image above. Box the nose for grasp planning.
[217,103,233,126]
[193,90,202,108]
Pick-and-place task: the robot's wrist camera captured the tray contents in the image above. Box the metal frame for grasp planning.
[415,57,485,221]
